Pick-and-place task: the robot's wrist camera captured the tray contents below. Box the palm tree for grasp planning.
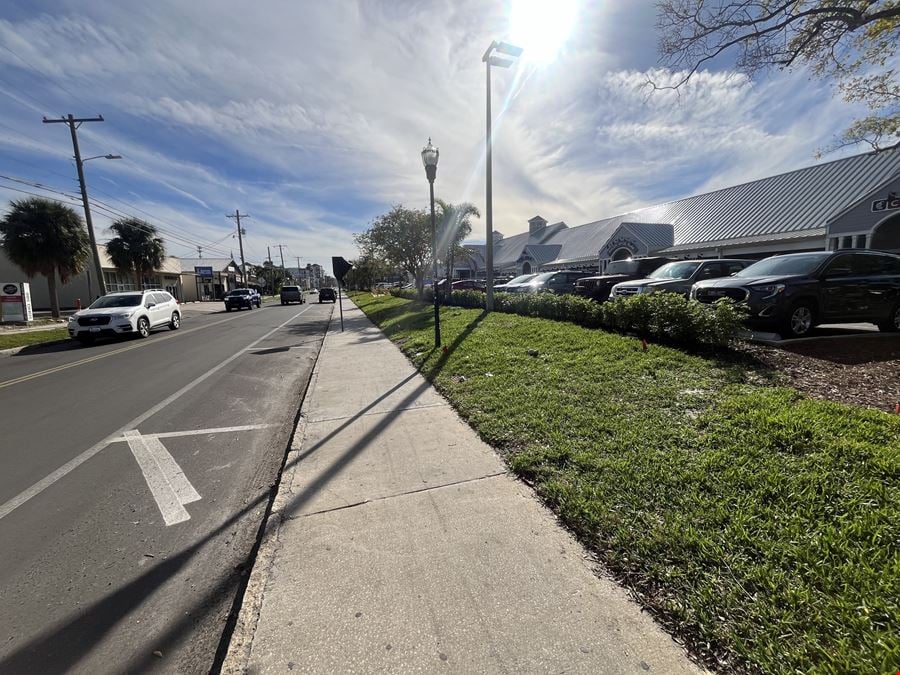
[436,200,480,299]
[106,218,166,290]
[0,197,91,318]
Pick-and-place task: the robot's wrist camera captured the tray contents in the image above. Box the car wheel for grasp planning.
[226,306,231,312]
[877,303,900,332]
[248,302,253,310]
[782,301,815,338]
[137,317,151,338]
[169,312,181,330]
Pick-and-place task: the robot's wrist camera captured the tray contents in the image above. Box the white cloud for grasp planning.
[0,0,873,265]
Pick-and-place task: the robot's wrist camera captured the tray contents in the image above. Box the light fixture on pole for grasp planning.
[482,40,522,311]
[421,137,441,347]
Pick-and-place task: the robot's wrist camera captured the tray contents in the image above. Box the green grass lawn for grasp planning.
[0,327,69,350]
[351,292,900,674]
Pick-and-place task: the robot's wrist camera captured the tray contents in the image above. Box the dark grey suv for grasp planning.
[692,250,900,338]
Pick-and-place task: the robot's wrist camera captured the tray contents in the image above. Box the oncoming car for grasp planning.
[224,288,261,311]
[68,290,180,343]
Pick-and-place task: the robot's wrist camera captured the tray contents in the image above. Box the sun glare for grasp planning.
[509,0,579,65]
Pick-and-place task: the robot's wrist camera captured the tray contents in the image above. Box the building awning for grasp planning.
[656,228,826,254]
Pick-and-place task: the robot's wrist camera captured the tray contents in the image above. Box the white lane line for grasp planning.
[124,431,193,526]
[0,305,313,522]
[144,434,201,506]
[108,424,277,443]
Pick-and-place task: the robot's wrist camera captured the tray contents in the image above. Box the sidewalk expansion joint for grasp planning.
[287,471,507,519]
[308,402,449,424]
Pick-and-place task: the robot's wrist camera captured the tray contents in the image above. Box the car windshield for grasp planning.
[529,273,555,284]
[736,253,831,277]
[282,287,299,291]
[606,260,642,275]
[227,290,250,296]
[505,274,537,285]
[89,294,142,308]
[648,262,700,279]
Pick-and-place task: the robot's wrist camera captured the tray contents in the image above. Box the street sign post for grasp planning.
[332,256,353,332]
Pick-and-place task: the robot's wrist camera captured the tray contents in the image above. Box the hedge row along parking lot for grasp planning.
[351,292,899,674]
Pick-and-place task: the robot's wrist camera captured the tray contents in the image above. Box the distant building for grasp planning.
[458,148,900,278]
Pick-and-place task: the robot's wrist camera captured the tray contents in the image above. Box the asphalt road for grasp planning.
[0,299,333,673]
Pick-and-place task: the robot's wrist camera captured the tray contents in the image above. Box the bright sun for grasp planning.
[508,0,579,65]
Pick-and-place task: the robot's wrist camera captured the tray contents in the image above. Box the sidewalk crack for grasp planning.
[287,471,507,519]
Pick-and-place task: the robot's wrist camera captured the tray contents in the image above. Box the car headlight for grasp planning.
[113,312,134,320]
[753,284,785,300]
[68,315,78,323]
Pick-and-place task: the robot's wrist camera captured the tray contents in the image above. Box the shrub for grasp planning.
[390,286,745,347]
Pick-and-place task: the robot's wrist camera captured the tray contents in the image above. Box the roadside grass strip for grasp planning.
[351,293,900,674]
[0,327,68,350]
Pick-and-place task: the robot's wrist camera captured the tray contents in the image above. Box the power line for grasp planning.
[0,174,234,258]
[1,43,93,110]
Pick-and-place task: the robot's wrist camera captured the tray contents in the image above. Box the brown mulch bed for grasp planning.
[737,335,900,413]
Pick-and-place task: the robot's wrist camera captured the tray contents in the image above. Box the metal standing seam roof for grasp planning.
[483,148,900,267]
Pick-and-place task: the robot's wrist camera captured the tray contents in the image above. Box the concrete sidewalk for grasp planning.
[223,298,702,674]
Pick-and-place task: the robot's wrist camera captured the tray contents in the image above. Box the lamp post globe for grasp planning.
[422,137,441,347]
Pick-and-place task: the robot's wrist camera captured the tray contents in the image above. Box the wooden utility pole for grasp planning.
[42,114,107,297]
[227,210,249,287]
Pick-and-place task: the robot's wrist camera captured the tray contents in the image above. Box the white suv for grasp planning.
[68,290,181,343]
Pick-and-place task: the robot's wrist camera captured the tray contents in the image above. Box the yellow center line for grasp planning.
[0,306,287,390]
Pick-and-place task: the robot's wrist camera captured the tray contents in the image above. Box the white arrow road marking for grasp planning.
[111,424,276,443]
[124,430,201,526]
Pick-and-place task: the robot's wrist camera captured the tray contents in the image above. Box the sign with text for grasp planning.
[1,282,34,322]
[194,266,214,279]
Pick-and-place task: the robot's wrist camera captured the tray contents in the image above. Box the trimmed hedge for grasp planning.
[389,287,746,347]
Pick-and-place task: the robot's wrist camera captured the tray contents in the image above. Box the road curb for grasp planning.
[218,313,329,674]
[0,338,72,357]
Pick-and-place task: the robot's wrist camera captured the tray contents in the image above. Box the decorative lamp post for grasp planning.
[421,137,441,347]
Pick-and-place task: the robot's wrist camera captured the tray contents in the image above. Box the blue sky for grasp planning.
[0,0,869,270]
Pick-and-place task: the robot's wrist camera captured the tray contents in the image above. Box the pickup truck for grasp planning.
[280,285,305,305]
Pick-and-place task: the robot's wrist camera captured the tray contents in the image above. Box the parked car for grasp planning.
[522,270,593,295]
[493,273,538,293]
[610,259,752,299]
[224,288,261,311]
[318,287,337,303]
[68,290,180,343]
[574,257,673,303]
[280,285,305,305]
[451,279,485,291]
[691,250,900,338]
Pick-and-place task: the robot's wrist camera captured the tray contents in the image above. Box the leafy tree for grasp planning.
[0,197,90,318]
[656,0,900,152]
[105,218,166,290]
[436,200,480,299]
[355,205,432,297]
[344,254,392,290]
[256,260,290,294]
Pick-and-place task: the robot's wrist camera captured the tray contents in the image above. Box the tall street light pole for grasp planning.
[43,114,112,298]
[421,137,441,348]
[481,41,522,311]
[80,154,121,299]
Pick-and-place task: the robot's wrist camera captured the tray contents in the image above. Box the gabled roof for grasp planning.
[490,148,900,268]
[522,244,562,265]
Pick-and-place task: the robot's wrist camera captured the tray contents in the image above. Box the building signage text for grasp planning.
[872,194,900,213]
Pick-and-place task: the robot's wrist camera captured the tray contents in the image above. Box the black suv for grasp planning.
[692,250,900,338]
[574,257,672,303]
[318,287,337,303]
[224,288,261,311]
[522,270,592,295]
